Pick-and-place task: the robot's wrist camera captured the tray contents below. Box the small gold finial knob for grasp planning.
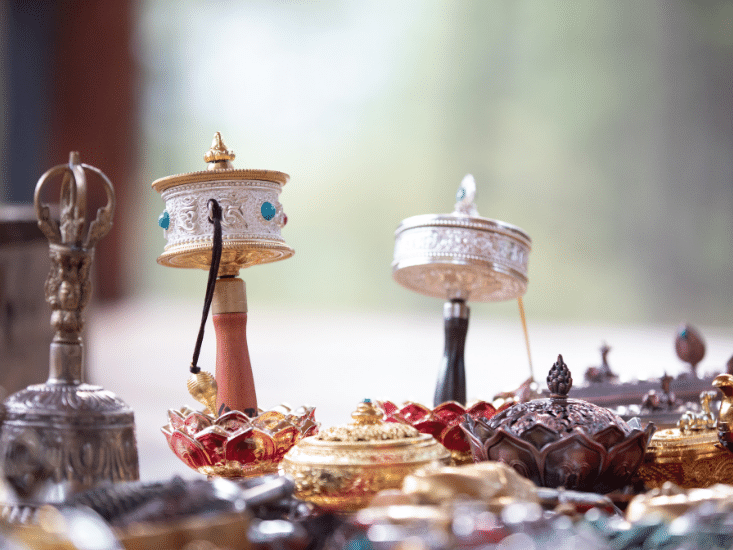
[351,400,382,425]
[204,132,236,169]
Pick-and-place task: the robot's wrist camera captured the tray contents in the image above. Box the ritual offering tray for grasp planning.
[280,400,451,512]
[461,355,655,493]
[162,404,318,477]
[378,400,502,464]
[570,325,725,412]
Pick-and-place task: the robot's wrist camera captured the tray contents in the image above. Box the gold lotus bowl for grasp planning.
[279,433,451,512]
[637,427,733,489]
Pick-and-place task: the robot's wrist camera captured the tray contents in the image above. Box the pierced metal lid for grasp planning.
[392,175,531,302]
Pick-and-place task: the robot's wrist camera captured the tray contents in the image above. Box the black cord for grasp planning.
[190,199,223,374]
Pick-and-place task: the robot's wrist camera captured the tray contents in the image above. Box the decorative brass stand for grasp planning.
[0,153,138,506]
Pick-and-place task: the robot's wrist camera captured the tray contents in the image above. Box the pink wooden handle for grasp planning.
[213,312,257,415]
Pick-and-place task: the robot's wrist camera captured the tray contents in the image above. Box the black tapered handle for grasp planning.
[434,300,469,406]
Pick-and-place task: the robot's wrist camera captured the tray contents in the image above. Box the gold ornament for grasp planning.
[186,371,218,414]
[280,401,450,512]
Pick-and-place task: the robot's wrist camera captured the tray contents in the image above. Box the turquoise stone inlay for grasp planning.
[158,210,170,230]
[261,201,276,221]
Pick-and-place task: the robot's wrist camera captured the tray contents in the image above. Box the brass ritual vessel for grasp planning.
[0,153,139,506]
[393,175,532,406]
[280,400,451,512]
[626,483,733,523]
[638,386,733,489]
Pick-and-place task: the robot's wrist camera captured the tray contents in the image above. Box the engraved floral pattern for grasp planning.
[393,224,530,301]
[394,226,529,274]
[162,180,287,249]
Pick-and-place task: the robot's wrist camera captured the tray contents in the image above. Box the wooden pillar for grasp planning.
[46,0,136,301]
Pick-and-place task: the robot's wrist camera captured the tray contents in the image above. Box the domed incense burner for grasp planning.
[460,355,655,493]
[152,133,292,417]
[0,153,138,505]
[280,400,450,512]
[393,175,531,406]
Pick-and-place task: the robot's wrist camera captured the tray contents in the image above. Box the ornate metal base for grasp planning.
[1,382,138,505]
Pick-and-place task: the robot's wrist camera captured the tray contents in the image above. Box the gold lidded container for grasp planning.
[280,400,451,512]
[637,426,733,489]
[637,389,733,489]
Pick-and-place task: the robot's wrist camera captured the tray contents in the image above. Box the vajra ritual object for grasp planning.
[392,175,532,406]
[0,153,139,505]
[153,133,292,418]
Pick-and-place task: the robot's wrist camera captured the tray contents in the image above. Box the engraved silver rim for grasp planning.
[394,214,532,249]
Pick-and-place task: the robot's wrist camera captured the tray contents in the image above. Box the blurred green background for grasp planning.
[4,0,733,325]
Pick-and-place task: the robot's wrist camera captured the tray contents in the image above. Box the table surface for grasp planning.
[86,298,733,481]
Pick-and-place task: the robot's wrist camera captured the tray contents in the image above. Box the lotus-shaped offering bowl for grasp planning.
[379,400,505,464]
[161,404,318,477]
[460,355,655,493]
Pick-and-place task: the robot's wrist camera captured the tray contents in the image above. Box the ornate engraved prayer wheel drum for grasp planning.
[152,135,292,276]
[393,203,530,303]
[393,175,531,406]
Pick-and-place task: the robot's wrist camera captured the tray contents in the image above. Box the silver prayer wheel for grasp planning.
[152,133,293,419]
[0,153,139,506]
[393,175,531,406]
[152,132,292,276]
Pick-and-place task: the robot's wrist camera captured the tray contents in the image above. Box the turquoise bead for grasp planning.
[158,210,170,230]
[261,201,276,221]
